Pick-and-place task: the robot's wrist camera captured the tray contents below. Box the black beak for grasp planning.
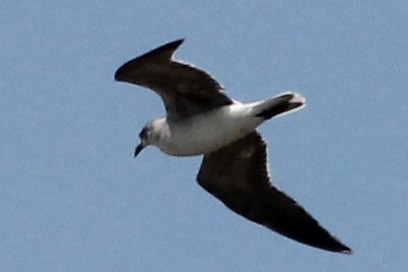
[134,143,145,157]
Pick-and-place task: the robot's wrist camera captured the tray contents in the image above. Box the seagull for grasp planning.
[114,39,352,254]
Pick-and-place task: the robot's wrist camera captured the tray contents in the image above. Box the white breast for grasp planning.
[157,103,263,156]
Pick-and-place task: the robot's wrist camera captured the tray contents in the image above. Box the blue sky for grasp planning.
[1,1,407,271]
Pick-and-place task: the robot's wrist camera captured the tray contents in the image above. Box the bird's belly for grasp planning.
[161,133,236,156]
[159,108,262,156]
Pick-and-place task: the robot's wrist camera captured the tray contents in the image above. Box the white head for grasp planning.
[134,119,165,157]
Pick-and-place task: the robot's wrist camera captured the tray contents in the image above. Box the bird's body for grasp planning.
[148,96,303,156]
[115,39,352,254]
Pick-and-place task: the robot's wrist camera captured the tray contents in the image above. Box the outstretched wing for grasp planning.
[114,39,233,121]
[197,131,351,253]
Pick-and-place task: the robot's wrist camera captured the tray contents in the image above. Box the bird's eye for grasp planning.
[139,128,148,139]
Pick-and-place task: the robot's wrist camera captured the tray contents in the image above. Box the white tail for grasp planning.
[254,92,306,119]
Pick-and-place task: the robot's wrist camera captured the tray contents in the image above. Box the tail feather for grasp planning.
[255,92,306,120]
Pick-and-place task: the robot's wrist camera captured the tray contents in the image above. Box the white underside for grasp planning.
[152,92,305,156]
[158,102,262,156]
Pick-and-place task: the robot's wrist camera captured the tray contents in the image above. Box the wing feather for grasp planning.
[197,131,351,253]
[115,39,233,120]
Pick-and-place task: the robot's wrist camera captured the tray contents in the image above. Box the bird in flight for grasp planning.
[114,39,351,254]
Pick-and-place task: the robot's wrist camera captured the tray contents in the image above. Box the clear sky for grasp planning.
[1,1,407,271]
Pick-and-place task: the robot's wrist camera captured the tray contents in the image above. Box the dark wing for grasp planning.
[197,131,351,253]
[114,39,233,121]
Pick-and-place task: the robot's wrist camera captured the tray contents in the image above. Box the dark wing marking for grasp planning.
[114,39,233,120]
[197,131,351,253]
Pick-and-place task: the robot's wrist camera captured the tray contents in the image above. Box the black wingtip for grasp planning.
[142,38,185,58]
[114,38,185,82]
[336,243,353,254]
[341,248,353,255]
[160,38,185,51]
[325,241,352,254]
[309,234,352,254]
